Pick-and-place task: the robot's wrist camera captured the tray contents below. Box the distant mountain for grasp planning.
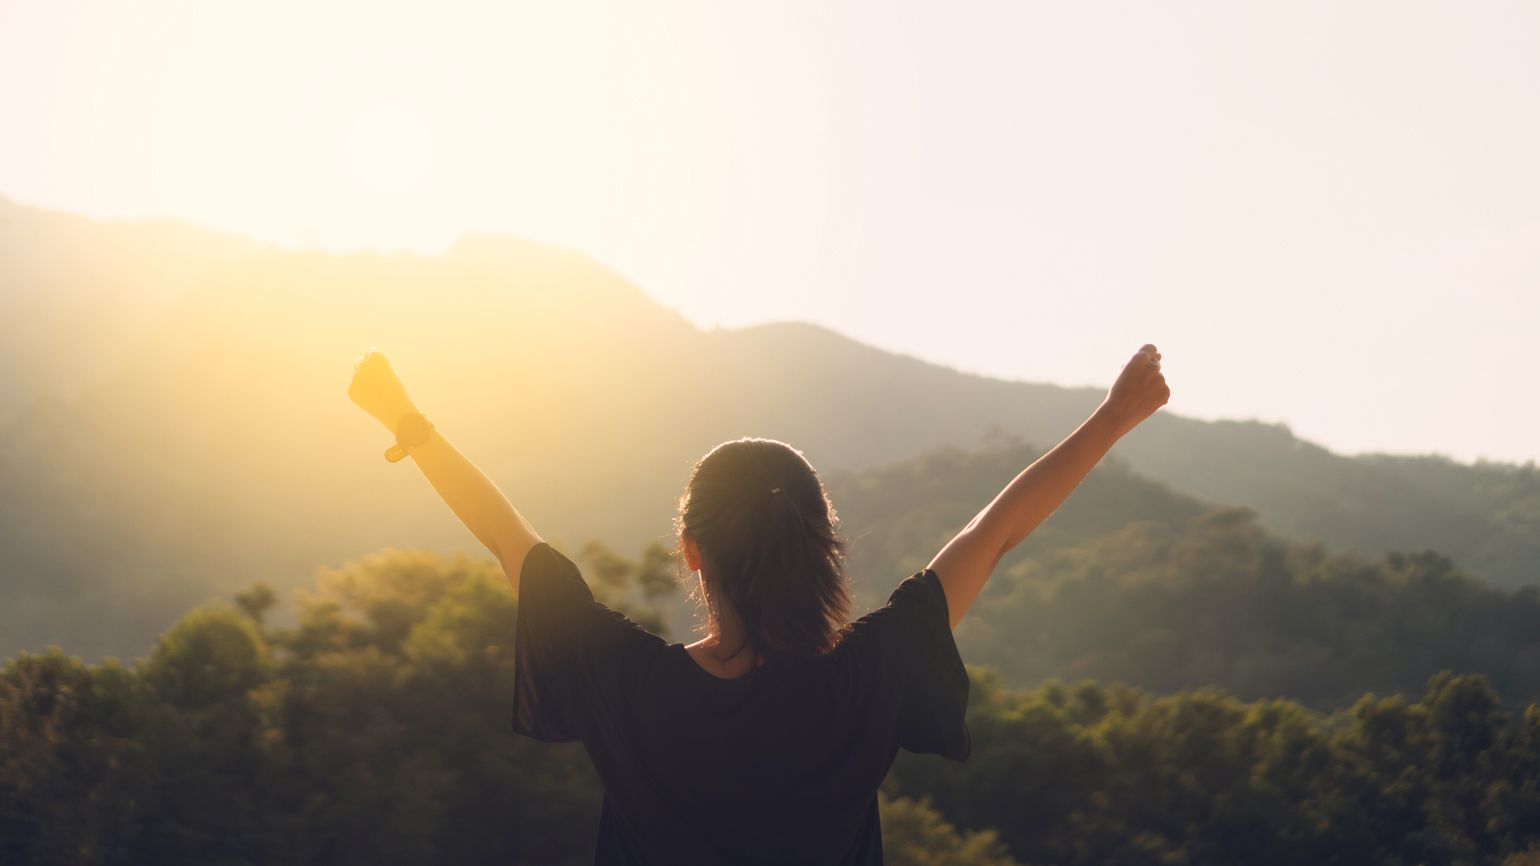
[0,197,257,420]
[824,435,1213,592]
[0,198,1534,660]
[825,440,1540,710]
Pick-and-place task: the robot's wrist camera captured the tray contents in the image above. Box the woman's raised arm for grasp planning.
[926,344,1170,629]
[347,349,543,594]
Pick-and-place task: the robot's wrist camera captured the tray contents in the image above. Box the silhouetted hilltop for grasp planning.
[0,197,1534,661]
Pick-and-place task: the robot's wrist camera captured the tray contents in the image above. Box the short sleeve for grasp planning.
[512,541,667,743]
[853,569,972,761]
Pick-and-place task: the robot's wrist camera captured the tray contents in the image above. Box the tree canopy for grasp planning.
[4,543,1539,865]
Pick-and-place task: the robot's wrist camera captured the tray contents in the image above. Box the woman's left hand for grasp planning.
[348,348,417,430]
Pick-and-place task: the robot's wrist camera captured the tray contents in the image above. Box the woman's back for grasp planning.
[352,343,1168,864]
[511,541,970,866]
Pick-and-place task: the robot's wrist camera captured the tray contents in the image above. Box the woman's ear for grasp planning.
[680,531,702,573]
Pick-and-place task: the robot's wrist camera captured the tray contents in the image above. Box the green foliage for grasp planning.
[889,673,1540,866]
[572,537,680,634]
[824,442,1540,712]
[142,605,270,707]
[880,792,1024,866]
[4,543,1539,864]
[0,542,677,865]
[235,581,278,625]
[0,650,151,864]
[1506,846,1540,866]
[948,505,1540,710]
[827,440,1210,598]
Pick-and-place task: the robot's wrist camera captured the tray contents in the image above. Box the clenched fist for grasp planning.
[347,348,417,431]
[1097,343,1170,436]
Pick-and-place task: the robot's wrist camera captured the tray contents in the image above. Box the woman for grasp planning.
[347,342,1169,865]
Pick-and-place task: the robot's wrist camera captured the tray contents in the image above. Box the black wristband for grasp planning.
[385,412,435,463]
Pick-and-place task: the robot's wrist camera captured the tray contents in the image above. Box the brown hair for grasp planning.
[673,437,852,671]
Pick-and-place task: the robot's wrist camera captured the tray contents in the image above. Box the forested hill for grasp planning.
[825,440,1540,711]
[5,542,1537,865]
[0,197,1535,661]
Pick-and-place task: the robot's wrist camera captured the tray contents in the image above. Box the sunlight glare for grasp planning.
[340,102,437,196]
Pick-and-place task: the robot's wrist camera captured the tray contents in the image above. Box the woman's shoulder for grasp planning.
[841,570,949,643]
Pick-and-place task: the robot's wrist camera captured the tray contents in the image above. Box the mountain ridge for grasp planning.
[1,197,1534,660]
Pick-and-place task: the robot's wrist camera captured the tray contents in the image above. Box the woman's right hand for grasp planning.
[1095,344,1170,437]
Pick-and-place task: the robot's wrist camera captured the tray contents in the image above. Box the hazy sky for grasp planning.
[4,0,1536,464]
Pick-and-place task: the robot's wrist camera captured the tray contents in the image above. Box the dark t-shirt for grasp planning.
[512,541,971,866]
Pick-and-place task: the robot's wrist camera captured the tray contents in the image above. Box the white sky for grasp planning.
[3,0,1537,464]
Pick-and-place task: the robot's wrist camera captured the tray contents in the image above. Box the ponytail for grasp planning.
[675,437,852,670]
